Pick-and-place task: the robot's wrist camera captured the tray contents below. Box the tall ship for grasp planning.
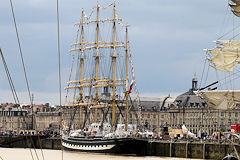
[61,1,147,154]
[197,0,240,111]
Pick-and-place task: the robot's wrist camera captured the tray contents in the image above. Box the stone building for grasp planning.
[167,77,240,136]
[2,77,240,136]
[128,97,172,132]
[0,103,31,130]
[0,103,61,132]
[62,96,174,132]
[35,111,61,131]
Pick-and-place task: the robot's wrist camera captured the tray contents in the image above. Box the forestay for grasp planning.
[196,90,240,110]
[207,40,240,72]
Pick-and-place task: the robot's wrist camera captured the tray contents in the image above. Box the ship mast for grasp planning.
[94,3,100,123]
[65,2,128,129]
[80,9,84,101]
[79,8,84,129]
[125,26,128,131]
[112,2,116,127]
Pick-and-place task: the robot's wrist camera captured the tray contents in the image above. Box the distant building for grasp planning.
[167,77,240,135]
[3,77,240,136]
[129,97,173,132]
[62,96,175,132]
[35,111,61,131]
[0,103,61,132]
[0,104,30,130]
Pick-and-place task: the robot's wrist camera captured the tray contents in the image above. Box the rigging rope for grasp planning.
[203,63,210,88]
[56,0,62,108]
[217,71,240,88]
[64,26,80,104]
[8,0,45,160]
[56,0,64,160]
[0,48,19,104]
[127,42,143,128]
[217,4,239,40]
[217,3,230,40]
[127,42,140,106]
[199,56,207,89]
[9,0,32,106]
[0,51,42,157]
[0,50,40,160]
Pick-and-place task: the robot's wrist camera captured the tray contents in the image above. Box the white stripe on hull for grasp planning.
[62,142,115,151]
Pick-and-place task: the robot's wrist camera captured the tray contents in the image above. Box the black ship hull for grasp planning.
[62,136,147,155]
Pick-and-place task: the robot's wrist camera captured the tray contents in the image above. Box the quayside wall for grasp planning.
[147,140,240,159]
[0,136,61,150]
[0,136,239,159]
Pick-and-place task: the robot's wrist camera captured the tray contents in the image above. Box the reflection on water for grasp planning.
[0,148,200,160]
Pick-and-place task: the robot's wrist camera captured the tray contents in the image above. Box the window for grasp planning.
[153,114,156,119]
[235,113,238,118]
[130,119,132,124]
[17,118,20,128]
[195,103,199,107]
[161,115,164,119]
[190,103,194,107]
[147,114,150,118]
[221,112,224,117]
[153,120,156,126]
[221,119,224,126]
[228,119,231,123]
[229,112,231,117]
[235,119,238,124]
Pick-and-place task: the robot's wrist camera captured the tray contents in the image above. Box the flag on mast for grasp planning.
[128,80,134,94]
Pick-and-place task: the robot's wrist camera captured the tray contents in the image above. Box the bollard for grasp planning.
[186,141,188,158]
[203,143,205,159]
[170,141,172,157]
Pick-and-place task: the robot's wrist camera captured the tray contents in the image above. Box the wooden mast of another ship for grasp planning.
[112,1,117,127]
[79,8,84,129]
[125,26,128,131]
[94,3,100,123]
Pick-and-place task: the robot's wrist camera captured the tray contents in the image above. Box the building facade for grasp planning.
[167,77,240,136]
[0,103,61,132]
[1,78,240,136]
[61,97,173,132]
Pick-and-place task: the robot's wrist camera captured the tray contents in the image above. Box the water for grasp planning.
[0,148,200,160]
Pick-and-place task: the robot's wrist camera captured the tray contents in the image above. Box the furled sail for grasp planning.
[230,0,240,5]
[207,40,240,72]
[196,90,240,110]
[233,10,240,17]
[229,0,240,17]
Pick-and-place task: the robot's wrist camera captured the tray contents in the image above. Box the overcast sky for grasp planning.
[0,0,237,104]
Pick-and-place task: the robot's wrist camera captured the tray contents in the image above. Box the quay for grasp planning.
[147,140,240,159]
[0,136,239,159]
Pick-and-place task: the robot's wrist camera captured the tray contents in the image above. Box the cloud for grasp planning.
[0,89,59,105]
[0,0,236,104]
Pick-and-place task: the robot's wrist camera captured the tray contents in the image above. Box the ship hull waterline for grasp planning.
[62,137,148,155]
